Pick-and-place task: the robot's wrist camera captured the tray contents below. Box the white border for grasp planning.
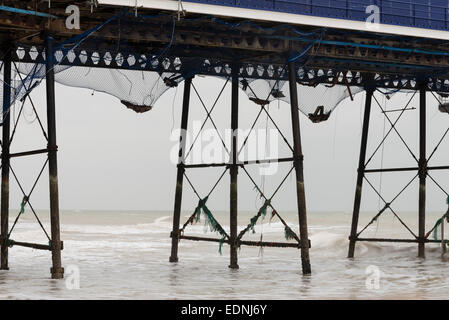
[98,0,449,41]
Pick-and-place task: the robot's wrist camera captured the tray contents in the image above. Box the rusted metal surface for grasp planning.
[45,36,64,280]
[418,82,427,258]
[0,47,11,271]
[1,1,449,87]
[229,63,239,270]
[2,1,449,277]
[8,148,49,158]
[177,235,307,249]
[348,75,374,259]
[169,76,192,263]
[172,71,310,270]
[288,61,311,275]
[6,239,64,251]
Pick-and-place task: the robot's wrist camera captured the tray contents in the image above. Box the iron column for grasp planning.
[418,82,427,258]
[0,47,11,270]
[45,35,64,279]
[287,61,311,275]
[169,77,193,263]
[348,76,374,258]
[229,64,239,269]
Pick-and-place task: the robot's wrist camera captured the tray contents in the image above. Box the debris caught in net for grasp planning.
[0,11,365,123]
[240,77,363,121]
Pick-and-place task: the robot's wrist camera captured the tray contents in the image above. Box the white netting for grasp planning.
[52,67,177,112]
[240,78,364,122]
[294,84,364,121]
[10,62,180,114]
[240,79,287,106]
[0,11,362,121]
[0,61,364,121]
[13,63,70,103]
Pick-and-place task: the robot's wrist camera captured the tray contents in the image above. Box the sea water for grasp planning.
[0,210,448,300]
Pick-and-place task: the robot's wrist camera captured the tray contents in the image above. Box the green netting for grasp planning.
[284,225,300,242]
[19,196,28,215]
[236,200,270,243]
[433,218,444,241]
[431,196,449,241]
[193,196,228,254]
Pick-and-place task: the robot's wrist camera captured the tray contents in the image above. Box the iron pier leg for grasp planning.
[418,83,427,258]
[288,61,311,275]
[348,77,374,258]
[0,47,11,270]
[45,36,64,279]
[229,64,239,269]
[169,77,193,263]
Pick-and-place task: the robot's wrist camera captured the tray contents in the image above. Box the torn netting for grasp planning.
[240,77,364,121]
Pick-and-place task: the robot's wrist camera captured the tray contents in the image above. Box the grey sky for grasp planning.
[8,76,449,215]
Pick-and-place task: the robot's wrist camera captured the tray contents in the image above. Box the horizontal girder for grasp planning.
[12,44,449,92]
[1,1,449,91]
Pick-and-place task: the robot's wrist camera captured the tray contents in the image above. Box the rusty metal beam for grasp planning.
[45,35,64,280]
[0,46,11,271]
[229,62,239,270]
[169,76,193,264]
[288,60,311,275]
[178,235,304,249]
[348,75,374,259]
